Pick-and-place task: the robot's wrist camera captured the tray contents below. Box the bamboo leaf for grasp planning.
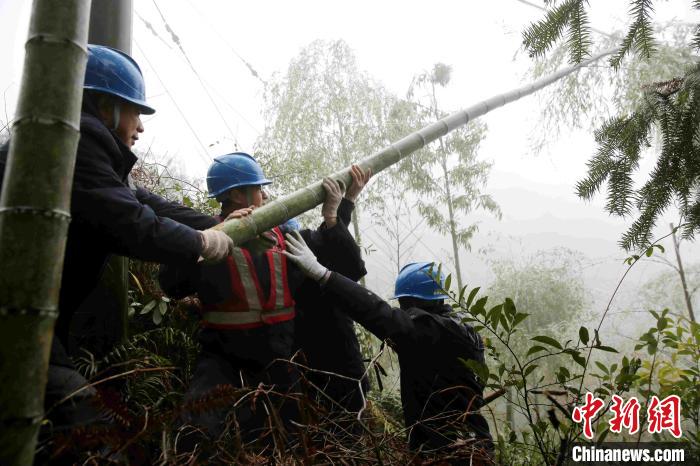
[512,312,529,328]
[444,273,452,292]
[578,326,589,345]
[527,345,548,357]
[595,361,608,374]
[466,287,480,308]
[531,335,563,350]
[523,365,539,377]
[141,300,157,315]
[593,345,618,353]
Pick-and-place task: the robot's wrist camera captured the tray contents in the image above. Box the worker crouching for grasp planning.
[159,152,366,455]
[283,234,495,463]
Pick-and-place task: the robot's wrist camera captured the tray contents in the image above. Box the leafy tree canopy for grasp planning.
[523,1,700,250]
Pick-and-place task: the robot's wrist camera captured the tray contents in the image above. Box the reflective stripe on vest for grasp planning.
[202,227,295,329]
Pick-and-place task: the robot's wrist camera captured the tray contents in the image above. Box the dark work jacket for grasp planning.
[324,273,493,451]
[159,213,366,375]
[293,199,369,409]
[0,112,217,349]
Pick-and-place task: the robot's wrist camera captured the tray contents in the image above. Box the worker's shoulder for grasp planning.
[408,307,482,342]
[79,112,116,147]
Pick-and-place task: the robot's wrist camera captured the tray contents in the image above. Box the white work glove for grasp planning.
[199,229,234,262]
[321,178,344,224]
[283,230,329,282]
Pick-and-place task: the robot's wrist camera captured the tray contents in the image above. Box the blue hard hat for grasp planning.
[279,218,301,233]
[207,152,272,199]
[393,262,450,301]
[84,44,156,115]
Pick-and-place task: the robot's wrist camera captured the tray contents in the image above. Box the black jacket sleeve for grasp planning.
[323,272,432,347]
[71,129,203,265]
[135,187,219,230]
[337,198,354,227]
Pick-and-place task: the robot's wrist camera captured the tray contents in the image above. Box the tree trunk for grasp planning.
[440,148,463,291]
[69,0,135,358]
[431,79,464,290]
[670,223,695,323]
[88,0,133,53]
[0,1,90,464]
[217,48,615,245]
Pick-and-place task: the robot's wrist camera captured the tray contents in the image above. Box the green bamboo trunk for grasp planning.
[217,48,615,244]
[68,0,134,359]
[0,1,90,464]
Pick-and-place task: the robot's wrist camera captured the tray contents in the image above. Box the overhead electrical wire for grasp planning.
[183,0,267,86]
[135,6,262,137]
[151,0,241,150]
[134,41,212,164]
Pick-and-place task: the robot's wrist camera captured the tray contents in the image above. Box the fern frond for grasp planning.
[610,0,657,69]
[523,0,580,58]
[566,0,592,63]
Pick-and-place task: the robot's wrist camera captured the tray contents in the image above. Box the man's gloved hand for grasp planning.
[283,230,329,282]
[321,177,344,227]
[199,229,234,262]
[224,206,255,221]
[345,164,372,202]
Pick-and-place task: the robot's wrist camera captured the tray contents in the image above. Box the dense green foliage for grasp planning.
[524,1,700,251]
[577,66,700,249]
[440,257,699,464]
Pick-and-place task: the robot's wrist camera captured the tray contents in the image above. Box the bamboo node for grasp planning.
[26,33,88,54]
[0,305,58,318]
[0,206,71,222]
[12,114,81,133]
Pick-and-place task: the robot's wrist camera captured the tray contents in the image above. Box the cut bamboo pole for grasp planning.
[217,48,615,244]
[0,1,91,464]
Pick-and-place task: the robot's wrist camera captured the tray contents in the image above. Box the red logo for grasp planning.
[572,393,683,439]
[609,395,641,435]
[572,392,605,439]
[647,395,682,438]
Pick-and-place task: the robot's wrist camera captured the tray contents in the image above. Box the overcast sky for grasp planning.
[1,1,694,180]
[1,0,698,309]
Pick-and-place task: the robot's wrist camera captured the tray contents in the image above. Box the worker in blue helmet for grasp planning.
[283,247,495,461]
[0,45,232,451]
[159,153,369,453]
[279,217,302,233]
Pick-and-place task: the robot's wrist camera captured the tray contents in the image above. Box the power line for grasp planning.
[183,0,267,86]
[135,7,262,138]
[200,79,262,136]
[135,10,173,50]
[151,0,240,149]
[134,41,211,164]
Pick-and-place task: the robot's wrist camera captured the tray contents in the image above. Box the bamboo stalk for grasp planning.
[217,48,615,244]
[0,1,90,464]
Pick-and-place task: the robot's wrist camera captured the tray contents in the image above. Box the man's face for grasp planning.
[115,102,144,148]
[247,185,268,208]
[229,185,268,208]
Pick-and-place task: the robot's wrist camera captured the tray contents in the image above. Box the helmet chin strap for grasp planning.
[111,102,121,131]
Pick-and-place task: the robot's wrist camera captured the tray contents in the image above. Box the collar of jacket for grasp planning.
[413,302,453,315]
[80,112,138,181]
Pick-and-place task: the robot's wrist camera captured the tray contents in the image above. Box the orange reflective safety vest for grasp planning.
[201,227,295,330]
